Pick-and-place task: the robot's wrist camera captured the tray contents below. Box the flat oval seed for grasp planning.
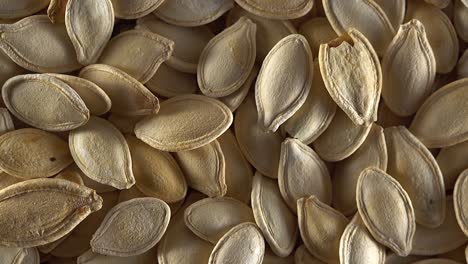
[385,254,426,264]
[263,248,295,264]
[454,169,468,236]
[373,0,406,30]
[454,0,468,42]
[298,17,337,58]
[411,196,468,255]
[0,247,39,264]
[2,74,89,131]
[110,0,164,19]
[208,223,265,264]
[65,0,114,65]
[406,1,459,73]
[0,0,49,19]
[98,30,174,83]
[0,108,14,136]
[107,114,142,135]
[256,34,313,132]
[357,167,416,256]
[333,124,387,216]
[0,128,72,179]
[234,0,314,19]
[78,247,157,264]
[294,244,326,264]
[313,109,372,162]
[135,94,233,152]
[174,140,227,198]
[0,49,25,87]
[47,74,112,116]
[154,0,234,27]
[297,195,348,263]
[252,172,297,257]
[137,14,214,74]
[80,64,160,116]
[235,96,282,179]
[382,19,436,117]
[283,61,336,144]
[55,170,84,186]
[322,0,395,55]
[385,126,446,227]
[217,130,253,204]
[0,178,102,247]
[158,192,213,264]
[47,0,67,24]
[410,78,468,148]
[198,17,256,98]
[319,29,382,125]
[69,117,135,190]
[0,15,81,73]
[126,135,187,203]
[91,197,170,257]
[226,5,297,61]
[278,138,332,213]
[184,197,255,243]
[145,63,198,98]
[0,172,22,190]
[339,214,386,264]
[220,65,258,112]
[434,141,468,188]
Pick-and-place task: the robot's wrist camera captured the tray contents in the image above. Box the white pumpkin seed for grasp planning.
[234,0,314,19]
[111,0,165,19]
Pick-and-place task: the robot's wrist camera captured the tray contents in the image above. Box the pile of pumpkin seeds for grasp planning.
[0,0,468,263]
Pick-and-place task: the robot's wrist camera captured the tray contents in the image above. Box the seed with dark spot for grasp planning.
[49,157,56,162]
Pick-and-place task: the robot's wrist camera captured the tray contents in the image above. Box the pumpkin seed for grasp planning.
[226,5,297,61]
[0,108,14,136]
[184,197,255,243]
[174,140,227,197]
[65,0,114,65]
[80,64,160,116]
[47,74,112,116]
[137,14,214,74]
[410,78,468,148]
[198,17,256,98]
[411,196,468,255]
[98,30,174,83]
[384,126,446,228]
[219,65,258,112]
[339,214,386,264]
[235,96,282,178]
[217,129,253,204]
[154,0,234,27]
[252,172,297,257]
[0,15,81,73]
[313,109,372,162]
[107,114,143,135]
[0,49,25,87]
[135,94,232,152]
[382,19,436,117]
[457,48,468,79]
[55,169,84,186]
[47,0,66,24]
[0,178,102,248]
[298,17,337,57]
[0,128,72,179]
[126,135,187,203]
[357,167,416,256]
[255,34,313,132]
[406,1,459,74]
[69,117,135,190]
[78,247,157,264]
[410,259,463,264]
[91,197,170,257]
[145,63,198,98]
[110,0,165,19]
[2,74,89,131]
[453,0,468,42]
[294,244,326,264]
[297,195,349,263]
[0,247,40,264]
[283,61,336,145]
[234,0,314,19]
[208,223,265,264]
[453,169,468,236]
[436,138,468,191]
[319,29,382,125]
[333,124,387,216]
[373,0,406,30]
[278,138,332,213]
[0,172,22,190]
[322,0,395,55]
[0,0,49,19]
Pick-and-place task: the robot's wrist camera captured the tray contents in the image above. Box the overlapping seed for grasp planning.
[0,1,467,263]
